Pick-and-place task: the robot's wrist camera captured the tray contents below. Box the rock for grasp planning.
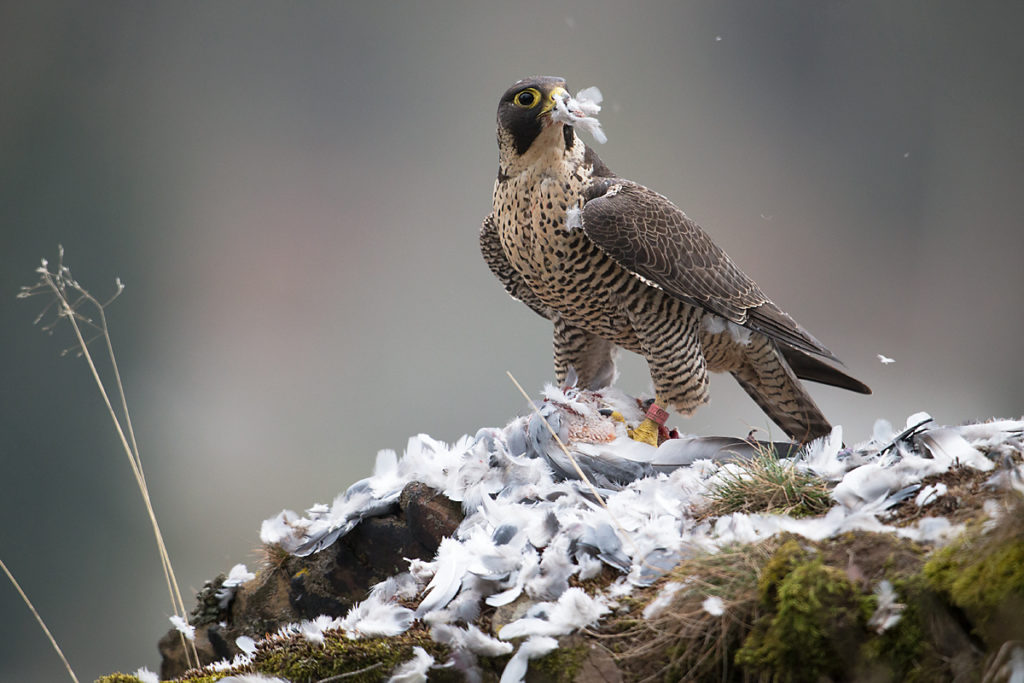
[491,594,538,636]
[573,644,623,683]
[158,482,463,679]
[149,411,1024,682]
[525,635,623,683]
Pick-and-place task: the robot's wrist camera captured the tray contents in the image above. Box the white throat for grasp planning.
[499,123,578,179]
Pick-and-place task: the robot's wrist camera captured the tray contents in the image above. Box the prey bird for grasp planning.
[481,76,870,444]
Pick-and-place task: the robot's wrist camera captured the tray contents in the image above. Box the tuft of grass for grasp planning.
[608,541,777,682]
[262,541,293,574]
[704,447,832,518]
[15,247,199,670]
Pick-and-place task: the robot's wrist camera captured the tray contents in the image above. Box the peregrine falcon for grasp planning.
[481,76,870,443]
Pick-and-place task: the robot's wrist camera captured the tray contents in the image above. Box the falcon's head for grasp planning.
[496,76,573,158]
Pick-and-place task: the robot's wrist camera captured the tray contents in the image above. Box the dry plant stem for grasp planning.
[0,557,80,683]
[317,662,385,681]
[101,302,147,486]
[41,266,199,667]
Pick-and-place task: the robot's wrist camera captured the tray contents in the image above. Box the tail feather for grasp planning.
[780,346,871,395]
[732,338,833,443]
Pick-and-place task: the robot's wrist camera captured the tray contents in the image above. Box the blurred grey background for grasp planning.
[2,1,1022,680]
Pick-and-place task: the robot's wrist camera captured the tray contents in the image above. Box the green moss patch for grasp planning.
[604,530,982,682]
[165,627,450,682]
[736,539,869,681]
[924,502,1024,644]
[530,642,590,682]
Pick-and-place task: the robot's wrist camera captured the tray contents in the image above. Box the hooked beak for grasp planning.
[539,86,569,118]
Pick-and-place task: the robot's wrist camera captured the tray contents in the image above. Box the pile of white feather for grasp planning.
[191,384,1024,682]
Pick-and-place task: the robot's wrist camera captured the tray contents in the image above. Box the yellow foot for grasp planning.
[628,403,670,446]
[629,418,661,446]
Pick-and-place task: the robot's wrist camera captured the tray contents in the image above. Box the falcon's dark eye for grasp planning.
[514,88,540,108]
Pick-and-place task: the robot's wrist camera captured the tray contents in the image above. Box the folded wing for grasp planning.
[580,178,842,363]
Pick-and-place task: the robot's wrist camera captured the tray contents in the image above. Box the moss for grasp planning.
[755,538,805,604]
[857,575,952,683]
[252,631,447,682]
[925,533,1024,613]
[736,540,869,682]
[923,509,1024,642]
[530,643,589,682]
[95,677,224,683]
[167,628,450,682]
[735,534,991,683]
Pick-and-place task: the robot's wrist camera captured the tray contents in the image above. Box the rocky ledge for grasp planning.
[100,386,1024,683]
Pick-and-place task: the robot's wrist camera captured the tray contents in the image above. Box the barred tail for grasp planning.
[731,336,832,443]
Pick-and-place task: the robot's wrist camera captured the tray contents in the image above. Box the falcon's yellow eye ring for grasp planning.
[514,88,541,108]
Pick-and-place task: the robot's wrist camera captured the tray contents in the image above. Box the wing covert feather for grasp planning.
[580,179,838,361]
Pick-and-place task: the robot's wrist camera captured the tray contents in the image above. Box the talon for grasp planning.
[628,403,669,446]
[629,418,661,446]
[598,408,626,423]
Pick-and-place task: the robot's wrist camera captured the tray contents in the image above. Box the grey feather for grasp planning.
[651,435,798,472]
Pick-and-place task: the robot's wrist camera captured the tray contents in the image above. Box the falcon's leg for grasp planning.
[731,334,832,443]
[624,300,709,445]
[633,302,710,416]
[552,318,618,389]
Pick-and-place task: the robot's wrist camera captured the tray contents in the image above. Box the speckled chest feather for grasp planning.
[492,133,638,342]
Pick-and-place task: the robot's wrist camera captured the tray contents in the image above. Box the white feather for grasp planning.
[169,615,195,641]
[499,636,559,683]
[340,592,414,639]
[564,206,583,232]
[550,87,607,144]
[915,482,947,507]
[236,635,257,656]
[867,580,905,633]
[702,595,726,616]
[135,668,159,683]
[387,646,434,683]
[417,537,472,616]
[238,386,1024,683]
[498,587,608,639]
[642,581,683,619]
